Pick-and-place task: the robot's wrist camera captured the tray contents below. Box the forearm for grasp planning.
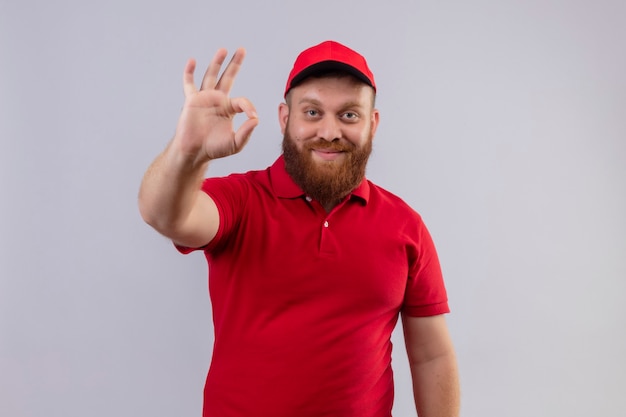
[409,352,460,417]
[138,49,256,245]
[138,140,209,236]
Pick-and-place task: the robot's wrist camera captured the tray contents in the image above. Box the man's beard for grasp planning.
[282,131,372,207]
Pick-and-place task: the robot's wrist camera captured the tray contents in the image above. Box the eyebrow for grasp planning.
[297,97,365,110]
[297,97,322,106]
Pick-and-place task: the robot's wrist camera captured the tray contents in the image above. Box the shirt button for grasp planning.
[323,221,329,228]
[305,196,312,202]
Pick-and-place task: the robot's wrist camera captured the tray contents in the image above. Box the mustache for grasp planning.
[305,140,355,152]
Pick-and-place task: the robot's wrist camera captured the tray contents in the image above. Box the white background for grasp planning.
[1,1,624,416]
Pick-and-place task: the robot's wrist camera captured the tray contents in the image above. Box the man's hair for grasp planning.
[285,71,377,108]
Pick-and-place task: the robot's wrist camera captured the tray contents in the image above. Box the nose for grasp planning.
[317,116,341,142]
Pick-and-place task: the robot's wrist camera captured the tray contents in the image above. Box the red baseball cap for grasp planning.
[284,40,376,97]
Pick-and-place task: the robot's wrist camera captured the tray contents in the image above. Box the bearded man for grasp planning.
[138,40,460,417]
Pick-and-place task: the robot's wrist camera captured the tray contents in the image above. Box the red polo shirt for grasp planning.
[180,156,449,417]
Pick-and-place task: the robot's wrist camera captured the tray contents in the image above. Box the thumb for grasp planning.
[233,117,259,152]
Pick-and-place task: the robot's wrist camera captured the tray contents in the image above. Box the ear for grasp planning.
[278,102,290,135]
[370,108,380,139]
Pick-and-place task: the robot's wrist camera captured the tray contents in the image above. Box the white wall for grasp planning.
[1,1,624,416]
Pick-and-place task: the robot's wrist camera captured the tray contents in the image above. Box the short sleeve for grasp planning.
[174,174,250,255]
[401,217,450,317]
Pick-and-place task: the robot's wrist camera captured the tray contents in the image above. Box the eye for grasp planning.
[341,112,359,121]
[305,109,320,117]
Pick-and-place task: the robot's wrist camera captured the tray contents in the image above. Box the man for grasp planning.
[139,40,460,417]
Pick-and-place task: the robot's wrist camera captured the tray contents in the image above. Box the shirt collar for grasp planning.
[269,155,370,205]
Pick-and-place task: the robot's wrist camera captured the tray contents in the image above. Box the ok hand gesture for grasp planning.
[174,48,259,163]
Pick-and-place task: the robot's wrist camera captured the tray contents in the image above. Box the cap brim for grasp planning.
[288,60,374,91]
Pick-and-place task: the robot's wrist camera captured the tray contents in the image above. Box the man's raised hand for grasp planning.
[174,48,258,164]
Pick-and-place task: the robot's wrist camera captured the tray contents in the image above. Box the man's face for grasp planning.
[279,75,379,206]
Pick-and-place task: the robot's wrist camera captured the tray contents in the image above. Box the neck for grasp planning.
[321,199,341,213]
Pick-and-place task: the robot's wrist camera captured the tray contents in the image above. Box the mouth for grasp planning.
[311,148,345,162]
